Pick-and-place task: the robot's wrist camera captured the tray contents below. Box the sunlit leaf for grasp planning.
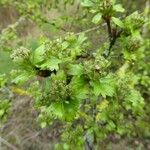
[92,13,102,24]
[113,4,125,12]
[112,17,124,28]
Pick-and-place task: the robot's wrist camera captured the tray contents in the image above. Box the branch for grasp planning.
[106,30,123,58]
[106,19,112,43]
[93,103,97,145]
[103,17,123,58]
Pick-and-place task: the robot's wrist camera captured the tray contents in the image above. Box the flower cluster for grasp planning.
[10,47,30,62]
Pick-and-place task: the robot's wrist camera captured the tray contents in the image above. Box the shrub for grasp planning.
[0,0,149,149]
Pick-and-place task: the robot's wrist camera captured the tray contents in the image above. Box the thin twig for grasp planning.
[22,132,40,144]
[5,125,22,138]
[75,23,107,35]
[0,136,18,150]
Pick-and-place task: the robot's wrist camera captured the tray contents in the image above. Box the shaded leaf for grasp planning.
[71,76,89,99]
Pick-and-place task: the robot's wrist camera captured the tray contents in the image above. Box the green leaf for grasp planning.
[0,100,11,121]
[92,13,102,24]
[113,4,125,12]
[68,64,84,76]
[50,100,78,121]
[41,122,47,128]
[30,44,45,65]
[40,57,61,71]
[0,74,7,88]
[92,81,101,96]
[126,11,138,20]
[92,75,116,97]
[89,9,97,14]
[50,102,64,118]
[71,77,89,99]
[124,89,145,115]
[112,0,116,4]
[78,33,87,44]
[123,50,136,61]
[63,99,79,121]
[12,72,32,84]
[62,41,69,50]
[0,109,5,117]
[112,17,124,28]
[54,70,66,81]
[81,0,94,7]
